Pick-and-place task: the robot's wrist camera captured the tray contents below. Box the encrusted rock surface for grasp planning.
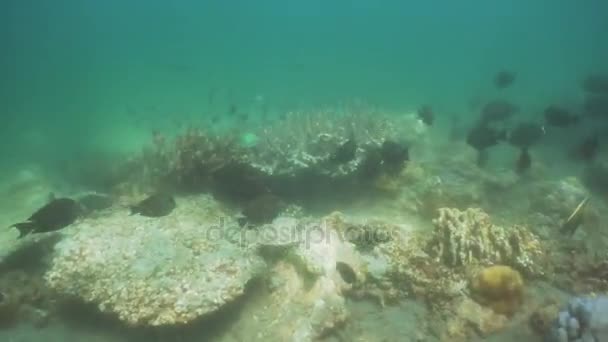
[428,207,546,275]
[45,195,264,326]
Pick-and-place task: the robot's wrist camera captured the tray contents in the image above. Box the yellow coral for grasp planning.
[470,265,523,316]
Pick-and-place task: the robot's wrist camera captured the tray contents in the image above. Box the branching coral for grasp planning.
[118,108,426,203]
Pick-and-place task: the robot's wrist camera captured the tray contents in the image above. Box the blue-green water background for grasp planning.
[1,0,607,173]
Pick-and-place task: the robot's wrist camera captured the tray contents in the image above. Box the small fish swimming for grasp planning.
[241,193,283,225]
[379,140,409,174]
[330,138,357,164]
[572,135,599,162]
[11,198,82,238]
[336,262,357,284]
[582,74,608,94]
[466,123,507,151]
[466,123,507,167]
[130,193,176,217]
[508,122,545,148]
[544,106,580,127]
[515,147,532,174]
[494,70,516,89]
[583,95,608,118]
[417,105,434,126]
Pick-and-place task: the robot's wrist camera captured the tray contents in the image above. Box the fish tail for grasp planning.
[11,221,37,238]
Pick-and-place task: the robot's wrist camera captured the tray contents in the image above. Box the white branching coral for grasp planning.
[45,196,264,326]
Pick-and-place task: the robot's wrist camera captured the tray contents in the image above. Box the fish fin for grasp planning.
[11,221,37,238]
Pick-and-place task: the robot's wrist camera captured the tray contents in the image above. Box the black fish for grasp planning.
[494,71,516,89]
[380,140,409,175]
[330,139,357,164]
[130,193,176,217]
[358,148,384,179]
[242,193,283,225]
[466,123,507,151]
[515,148,532,174]
[583,95,608,118]
[544,106,580,127]
[417,105,434,126]
[78,193,113,212]
[480,100,518,123]
[336,262,357,284]
[11,198,82,238]
[582,74,608,94]
[572,135,599,162]
[228,104,238,116]
[467,123,507,167]
[508,122,545,148]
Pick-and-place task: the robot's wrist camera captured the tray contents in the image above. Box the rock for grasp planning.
[45,195,265,326]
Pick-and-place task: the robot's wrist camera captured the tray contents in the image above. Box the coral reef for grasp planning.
[45,195,265,326]
[116,108,428,207]
[427,207,546,276]
[442,297,508,341]
[469,265,524,316]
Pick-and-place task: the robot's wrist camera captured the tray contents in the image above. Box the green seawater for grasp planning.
[1,1,608,341]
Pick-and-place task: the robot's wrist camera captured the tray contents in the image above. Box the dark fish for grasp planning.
[130,193,176,217]
[238,113,249,121]
[78,193,113,212]
[480,100,518,123]
[11,198,82,238]
[515,148,532,174]
[544,106,580,127]
[336,262,357,284]
[380,140,409,174]
[466,123,507,151]
[572,135,600,162]
[417,105,434,126]
[494,71,516,89]
[211,115,221,124]
[582,74,608,94]
[508,122,545,148]
[582,163,608,197]
[358,148,383,179]
[330,139,357,164]
[242,194,283,225]
[583,95,608,118]
[228,104,238,116]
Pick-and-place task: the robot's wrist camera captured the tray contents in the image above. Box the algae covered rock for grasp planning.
[45,195,264,326]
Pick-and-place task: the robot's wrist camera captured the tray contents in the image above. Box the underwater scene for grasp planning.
[1,1,608,341]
